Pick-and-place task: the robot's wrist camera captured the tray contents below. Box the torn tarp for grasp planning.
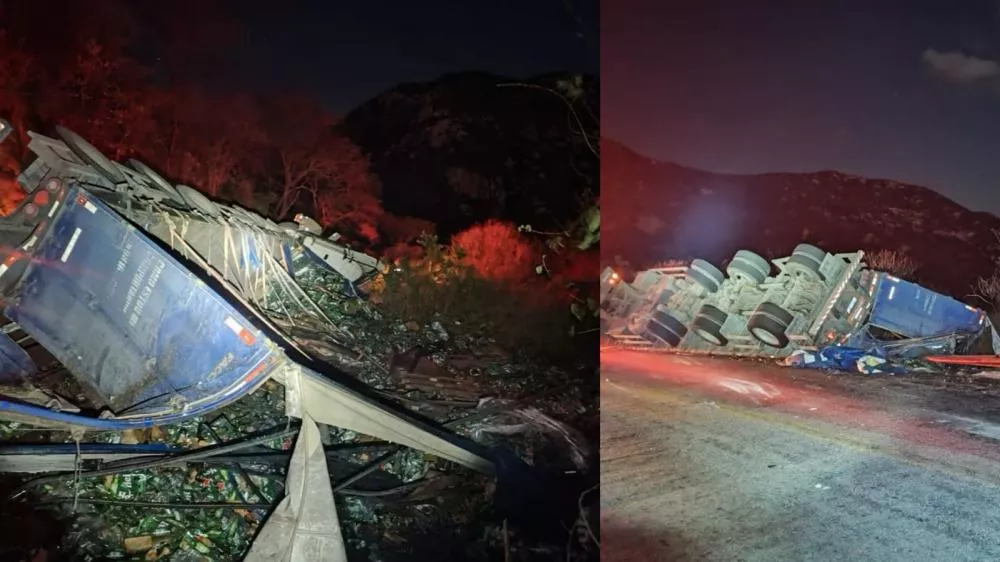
[244,413,347,562]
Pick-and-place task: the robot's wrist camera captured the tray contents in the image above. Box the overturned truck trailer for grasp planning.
[601,244,995,359]
[0,119,496,475]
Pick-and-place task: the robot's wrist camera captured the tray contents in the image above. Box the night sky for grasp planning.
[603,0,1000,215]
[221,0,598,112]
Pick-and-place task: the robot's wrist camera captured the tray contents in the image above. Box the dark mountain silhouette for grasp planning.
[602,138,1000,300]
[340,72,598,237]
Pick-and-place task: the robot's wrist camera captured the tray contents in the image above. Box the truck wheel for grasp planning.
[727,250,770,284]
[691,304,728,346]
[687,259,724,293]
[755,301,795,325]
[785,254,825,282]
[747,302,793,348]
[793,243,827,264]
[646,310,688,347]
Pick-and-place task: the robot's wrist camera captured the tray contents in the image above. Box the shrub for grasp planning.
[972,274,1000,322]
[373,233,578,361]
[0,177,23,216]
[449,220,536,284]
[865,249,919,279]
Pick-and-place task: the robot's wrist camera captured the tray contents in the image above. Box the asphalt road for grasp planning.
[601,349,1000,562]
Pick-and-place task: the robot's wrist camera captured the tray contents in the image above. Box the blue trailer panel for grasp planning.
[0,331,36,384]
[2,185,278,418]
[868,274,985,339]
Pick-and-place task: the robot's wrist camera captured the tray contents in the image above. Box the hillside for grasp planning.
[602,138,1000,299]
[340,72,599,237]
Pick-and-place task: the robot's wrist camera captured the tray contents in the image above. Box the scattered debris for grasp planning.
[0,314,596,561]
[783,347,905,375]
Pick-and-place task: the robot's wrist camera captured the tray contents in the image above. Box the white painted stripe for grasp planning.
[60,228,81,262]
[224,316,244,336]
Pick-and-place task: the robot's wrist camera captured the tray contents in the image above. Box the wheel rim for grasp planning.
[785,261,821,282]
[695,328,723,345]
[752,327,781,346]
[728,258,765,283]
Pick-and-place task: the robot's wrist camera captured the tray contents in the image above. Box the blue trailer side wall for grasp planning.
[868,274,984,338]
[0,331,36,384]
[3,186,277,416]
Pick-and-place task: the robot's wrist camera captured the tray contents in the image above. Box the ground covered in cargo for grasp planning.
[0,296,600,562]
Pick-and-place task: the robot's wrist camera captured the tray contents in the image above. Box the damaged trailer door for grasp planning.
[0,180,280,425]
[865,273,986,339]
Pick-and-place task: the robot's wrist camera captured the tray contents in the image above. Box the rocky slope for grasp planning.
[340,72,598,237]
[602,138,1000,300]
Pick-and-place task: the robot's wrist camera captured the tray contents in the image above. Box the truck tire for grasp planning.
[754,301,795,325]
[747,302,794,348]
[687,259,724,293]
[727,250,770,284]
[793,243,827,265]
[785,254,825,282]
[691,304,728,346]
[646,310,688,347]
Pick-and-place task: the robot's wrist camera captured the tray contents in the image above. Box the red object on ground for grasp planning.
[924,355,1000,367]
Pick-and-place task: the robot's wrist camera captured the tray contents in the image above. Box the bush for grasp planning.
[449,220,536,284]
[373,233,579,361]
[865,249,919,279]
[0,177,23,216]
[973,274,1000,322]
